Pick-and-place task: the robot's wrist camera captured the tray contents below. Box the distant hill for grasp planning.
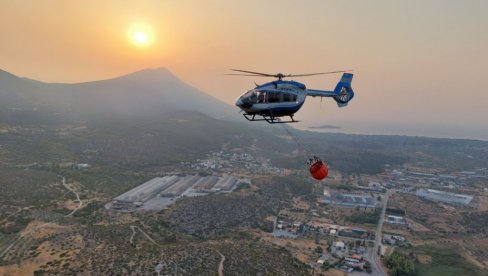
[0,68,237,124]
[2,68,487,176]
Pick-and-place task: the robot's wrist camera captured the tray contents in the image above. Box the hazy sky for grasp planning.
[1,0,487,138]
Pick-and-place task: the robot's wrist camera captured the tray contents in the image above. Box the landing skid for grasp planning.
[243,114,299,124]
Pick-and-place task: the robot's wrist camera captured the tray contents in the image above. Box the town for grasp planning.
[76,148,488,275]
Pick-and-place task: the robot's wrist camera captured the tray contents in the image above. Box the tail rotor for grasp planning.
[333,73,355,107]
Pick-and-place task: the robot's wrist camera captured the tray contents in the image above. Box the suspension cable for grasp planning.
[280,124,311,158]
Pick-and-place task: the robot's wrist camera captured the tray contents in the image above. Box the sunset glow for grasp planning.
[1,1,488,136]
[127,22,154,47]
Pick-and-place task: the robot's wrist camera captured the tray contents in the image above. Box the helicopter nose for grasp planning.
[235,98,244,107]
[235,98,252,109]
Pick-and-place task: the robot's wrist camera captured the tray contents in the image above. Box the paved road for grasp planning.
[370,190,392,276]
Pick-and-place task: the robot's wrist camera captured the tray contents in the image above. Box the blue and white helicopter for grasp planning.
[230,69,355,123]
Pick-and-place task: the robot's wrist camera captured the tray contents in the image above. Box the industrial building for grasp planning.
[321,192,379,209]
[211,175,238,191]
[192,176,219,192]
[386,215,407,225]
[110,176,179,210]
[416,188,473,205]
[160,175,200,197]
[108,175,244,211]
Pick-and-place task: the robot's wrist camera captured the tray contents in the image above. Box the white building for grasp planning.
[317,254,330,264]
[386,215,407,225]
[111,176,179,209]
[416,188,473,205]
[368,182,381,187]
[333,241,345,250]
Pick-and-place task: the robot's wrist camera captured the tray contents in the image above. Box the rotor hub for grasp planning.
[275,73,285,80]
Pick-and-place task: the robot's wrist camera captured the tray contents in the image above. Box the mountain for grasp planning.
[0,68,237,123]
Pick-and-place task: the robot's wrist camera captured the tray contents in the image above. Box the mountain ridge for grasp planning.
[0,67,237,122]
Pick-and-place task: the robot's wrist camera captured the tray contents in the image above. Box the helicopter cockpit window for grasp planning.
[283,93,290,102]
[257,92,266,103]
[267,92,281,103]
[283,93,297,102]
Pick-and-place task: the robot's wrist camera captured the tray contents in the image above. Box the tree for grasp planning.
[315,246,323,254]
[383,251,416,276]
[322,261,332,271]
[364,261,372,274]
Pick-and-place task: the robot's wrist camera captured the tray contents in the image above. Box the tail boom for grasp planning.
[305,73,354,107]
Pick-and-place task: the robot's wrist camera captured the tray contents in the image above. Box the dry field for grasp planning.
[261,234,326,264]
[0,222,83,276]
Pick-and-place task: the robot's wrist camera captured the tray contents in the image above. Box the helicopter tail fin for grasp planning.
[333,73,354,107]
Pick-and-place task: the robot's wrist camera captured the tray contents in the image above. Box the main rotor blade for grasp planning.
[286,70,353,77]
[230,69,275,77]
[224,73,271,76]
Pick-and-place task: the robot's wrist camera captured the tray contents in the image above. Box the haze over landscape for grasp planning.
[1,0,487,139]
[1,1,488,276]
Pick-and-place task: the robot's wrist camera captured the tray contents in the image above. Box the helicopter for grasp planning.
[229,69,355,123]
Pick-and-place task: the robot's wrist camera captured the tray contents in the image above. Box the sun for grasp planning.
[127,22,154,47]
[133,31,148,44]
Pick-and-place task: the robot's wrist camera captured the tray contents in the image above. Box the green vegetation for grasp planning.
[0,168,62,206]
[165,192,274,238]
[413,245,485,276]
[271,175,314,196]
[347,207,381,225]
[460,212,488,235]
[216,241,309,275]
[2,105,488,274]
[0,233,19,259]
[322,260,332,271]
[1,212,31,234]
[364,260,372,273]
[47,166,149,196]
[234,182,251,192]
[383,251,416,276]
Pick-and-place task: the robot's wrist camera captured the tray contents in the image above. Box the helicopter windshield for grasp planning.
[239,90,258,106]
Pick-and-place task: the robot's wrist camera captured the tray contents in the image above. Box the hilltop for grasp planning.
[0,68,237,124]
